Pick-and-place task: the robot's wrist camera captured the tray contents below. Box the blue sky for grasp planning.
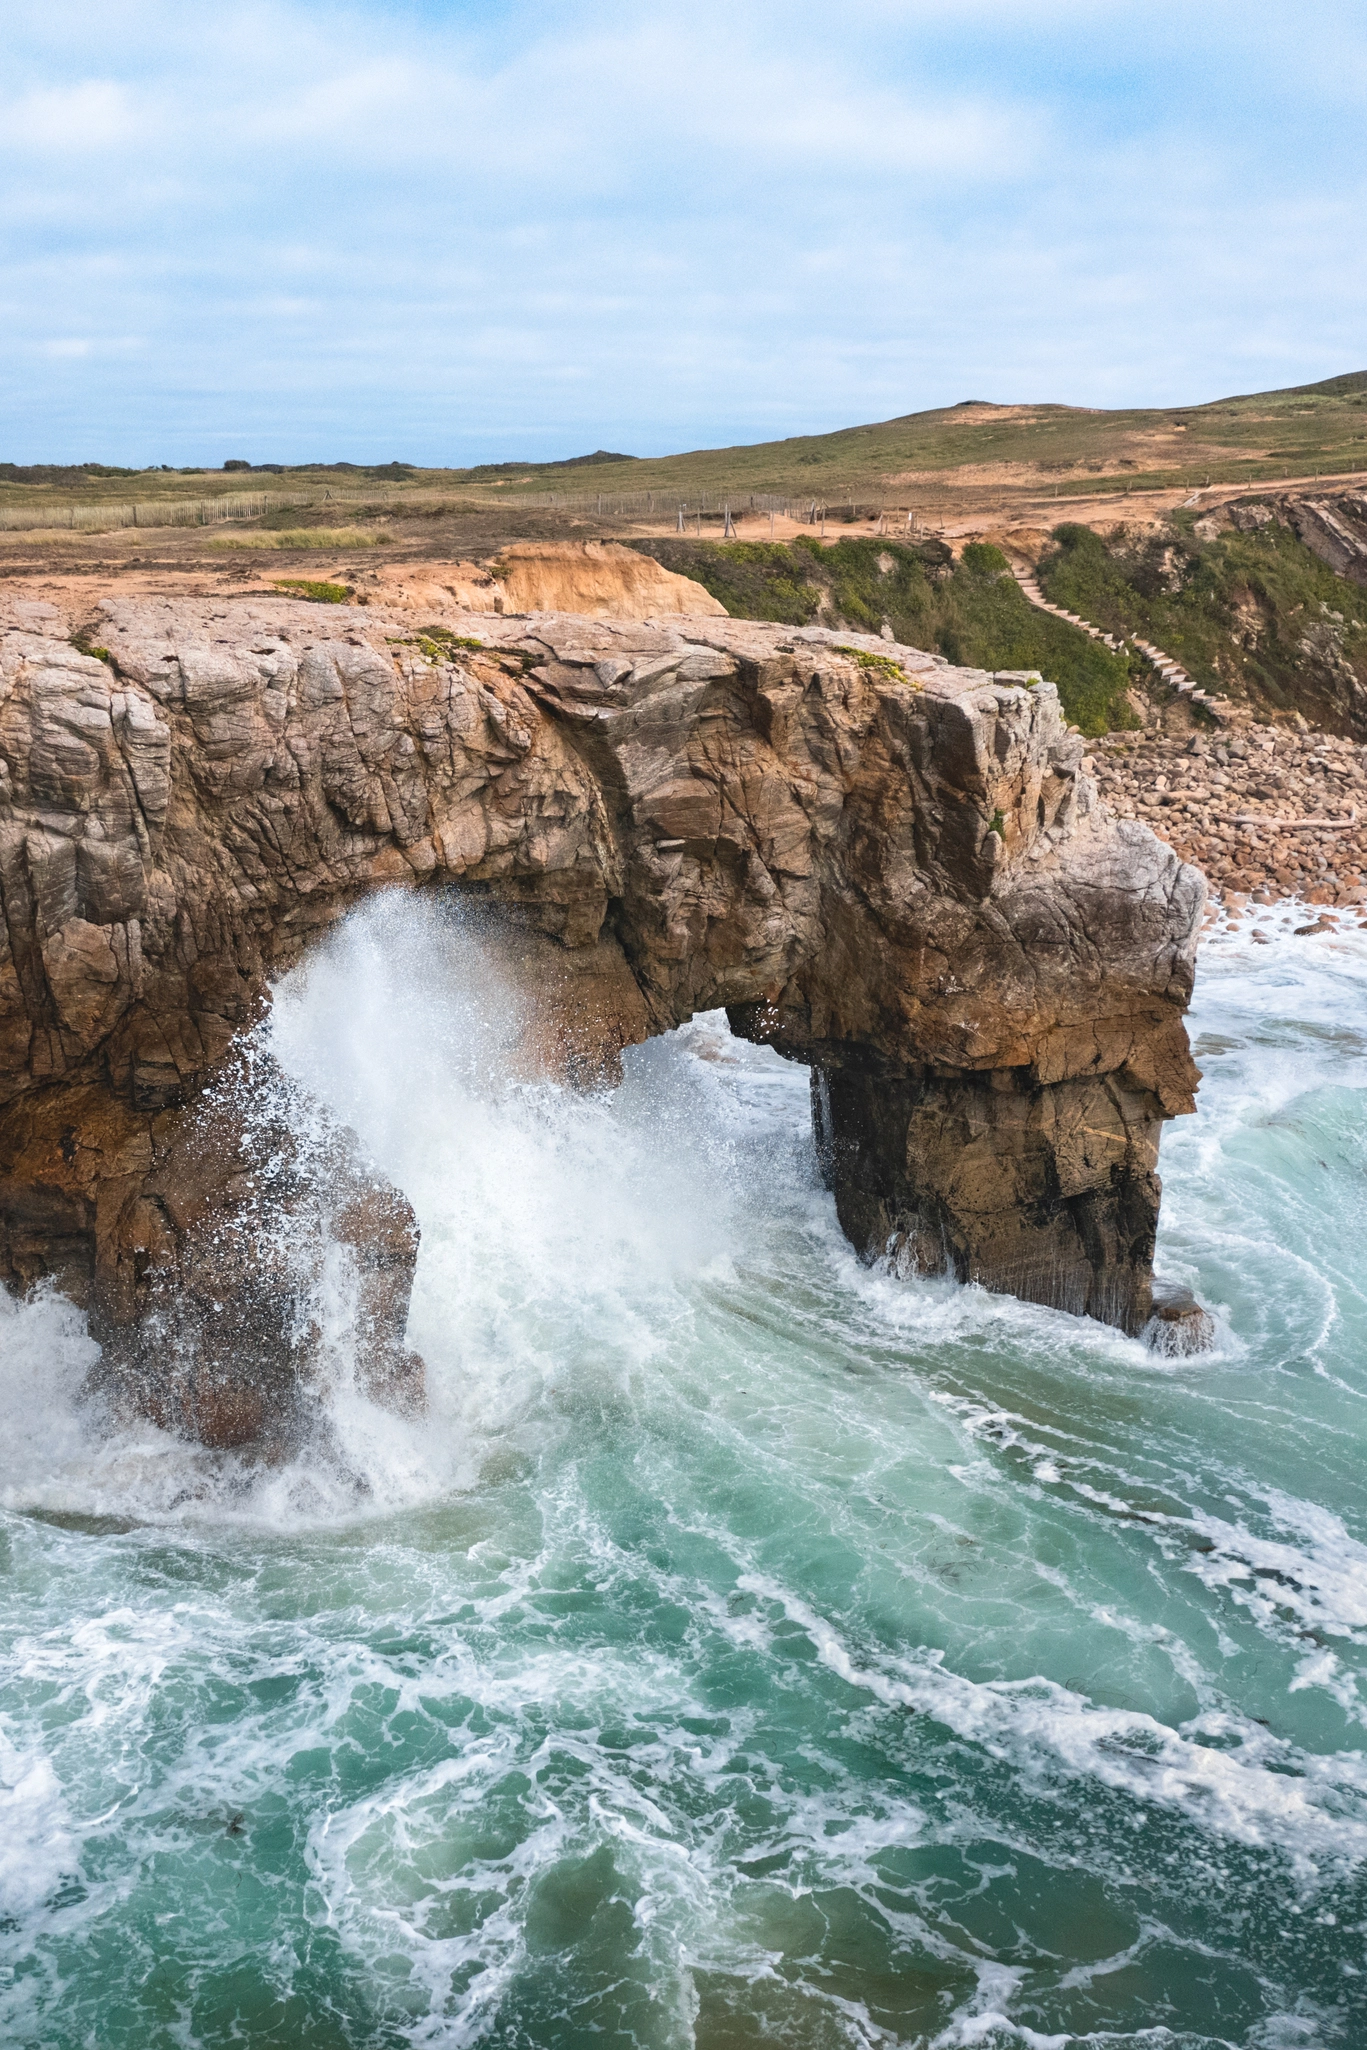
[2,0,1364,465]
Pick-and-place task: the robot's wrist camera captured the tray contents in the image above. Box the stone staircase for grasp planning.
[1008,561,1231,722]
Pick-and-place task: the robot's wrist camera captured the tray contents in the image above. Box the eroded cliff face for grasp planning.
[359,539,730,624]
[0,592,1202,1441]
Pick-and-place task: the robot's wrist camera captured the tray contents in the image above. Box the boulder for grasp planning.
[1143,1284,1218,1358]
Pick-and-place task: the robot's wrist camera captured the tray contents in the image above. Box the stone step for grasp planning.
[1009,567,1209,711]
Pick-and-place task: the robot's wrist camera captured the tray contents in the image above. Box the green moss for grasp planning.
[388,626,493,664]
[415,625,487,652]
[273,579,352,603]
[833,645,914,681]
[410,625,488,659]
[69,634,112,663]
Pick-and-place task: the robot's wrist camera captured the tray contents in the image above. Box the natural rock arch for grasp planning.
[0,593,1203,1444]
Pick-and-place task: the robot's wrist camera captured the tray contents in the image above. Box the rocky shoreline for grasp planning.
[1087,722,1367,917]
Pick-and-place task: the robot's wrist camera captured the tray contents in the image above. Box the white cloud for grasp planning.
[0,79,136,152]
[0,0,1363,461]
[39,337,142,359]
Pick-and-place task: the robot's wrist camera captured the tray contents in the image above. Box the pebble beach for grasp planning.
[1087,720,1367,919]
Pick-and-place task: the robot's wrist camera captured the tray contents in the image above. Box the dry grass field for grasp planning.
[4,370,1365,584]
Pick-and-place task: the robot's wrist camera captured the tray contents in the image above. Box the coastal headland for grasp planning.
[0,582,1202,1445]
[7,370,1367,1445]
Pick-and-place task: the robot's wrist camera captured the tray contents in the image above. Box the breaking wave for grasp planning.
[2,894,1367,2047]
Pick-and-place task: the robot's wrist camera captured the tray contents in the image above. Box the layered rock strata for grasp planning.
[0,594,1203,1440]
[1285,492,1367,593]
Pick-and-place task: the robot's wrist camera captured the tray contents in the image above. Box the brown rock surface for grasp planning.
[0,592,1203,1441]
[1286,492,1367,592]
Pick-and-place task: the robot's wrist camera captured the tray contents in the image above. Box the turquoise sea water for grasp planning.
[3,896,1367,2049]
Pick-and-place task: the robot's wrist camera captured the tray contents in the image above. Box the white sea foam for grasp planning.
[734,1571,1367,1877]
[0,1729,75,1921]
[0,903,779,1526]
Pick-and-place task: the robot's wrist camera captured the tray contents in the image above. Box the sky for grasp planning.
[2,0,1365,466]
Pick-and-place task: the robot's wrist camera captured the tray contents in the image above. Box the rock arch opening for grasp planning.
[0,593,1204,1447]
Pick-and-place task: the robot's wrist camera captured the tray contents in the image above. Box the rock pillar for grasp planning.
[810,1062,1164,1334]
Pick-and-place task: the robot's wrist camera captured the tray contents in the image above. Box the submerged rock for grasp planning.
[0,595,1207,1440]
[1143,1285,1217,1357]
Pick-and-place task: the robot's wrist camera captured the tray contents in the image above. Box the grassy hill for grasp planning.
[3,371,1365,537]
[472,368,1367,506]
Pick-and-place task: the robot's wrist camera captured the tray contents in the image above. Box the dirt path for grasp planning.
[610,469,1367,551]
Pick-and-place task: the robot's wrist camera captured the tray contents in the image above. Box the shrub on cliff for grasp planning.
[932,542,1135,735]
[671,540,823,624]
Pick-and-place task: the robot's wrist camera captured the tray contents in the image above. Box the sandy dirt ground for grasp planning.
[0,542,728,632]
[614,466,1367,556]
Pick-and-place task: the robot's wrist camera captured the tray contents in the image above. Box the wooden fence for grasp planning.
[0,492,281,534]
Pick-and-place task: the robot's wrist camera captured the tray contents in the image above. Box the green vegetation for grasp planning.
[70,635,112,663]
[259,502,392,531]
[0,463,142,484]
[415,625,487,652]
[389,625,490,663]
[631,535,1136,734]
[273,579,353,603]
[211,527,392,551]
[833,645,913,681]
[1038,516,1367,729]
[662,540,824,623]
[464,449,637,480]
